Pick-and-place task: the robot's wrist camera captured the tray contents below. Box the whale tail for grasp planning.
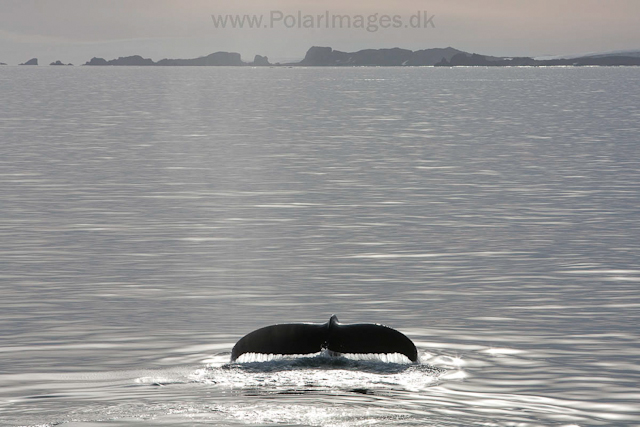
[231,315,418,362]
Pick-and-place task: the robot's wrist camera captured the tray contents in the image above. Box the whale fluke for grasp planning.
[231,315,418,362]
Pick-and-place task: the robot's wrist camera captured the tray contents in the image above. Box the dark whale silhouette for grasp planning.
[231,315,418,362]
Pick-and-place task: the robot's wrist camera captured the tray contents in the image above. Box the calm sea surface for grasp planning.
[1,66,639,426]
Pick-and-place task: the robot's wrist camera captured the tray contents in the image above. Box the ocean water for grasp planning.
[1,65,639,426]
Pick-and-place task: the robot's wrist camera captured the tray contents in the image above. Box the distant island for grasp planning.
[298,46,464,66]
[19,58,38,66]
[84,52,266,66]
[6,47,640,67]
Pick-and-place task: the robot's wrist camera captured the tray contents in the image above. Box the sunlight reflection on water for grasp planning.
[1,66,640,426]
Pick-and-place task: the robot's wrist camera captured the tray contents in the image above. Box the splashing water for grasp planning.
[191,350,452,395]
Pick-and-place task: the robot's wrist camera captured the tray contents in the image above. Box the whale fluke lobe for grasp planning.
[231,315,418,362]
[230,323,327,361]
[326,322,418,361]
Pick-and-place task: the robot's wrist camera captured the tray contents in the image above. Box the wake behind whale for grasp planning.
[231,315,418,362]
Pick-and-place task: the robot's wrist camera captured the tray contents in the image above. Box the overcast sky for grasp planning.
[1,0,639,65]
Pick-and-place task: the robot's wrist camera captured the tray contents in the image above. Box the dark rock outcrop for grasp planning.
[20,58,38,66]
[299,46,335,65]
[50,60,73,66]
[84,55,154,66]
[85,57,108,66]
[251,55,270,66]
[156,52,244,66]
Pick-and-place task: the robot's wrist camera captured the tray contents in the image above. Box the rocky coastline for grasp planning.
[5,47,640,67]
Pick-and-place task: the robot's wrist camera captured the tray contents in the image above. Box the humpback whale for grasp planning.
[231,315,418,362]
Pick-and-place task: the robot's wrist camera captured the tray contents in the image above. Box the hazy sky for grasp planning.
[1,0,639,64]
